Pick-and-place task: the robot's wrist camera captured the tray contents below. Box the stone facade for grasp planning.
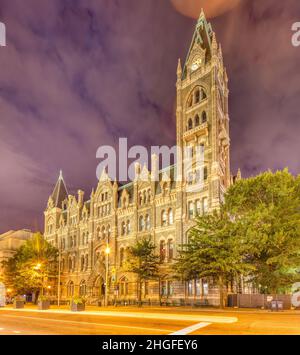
[44,11,231,306]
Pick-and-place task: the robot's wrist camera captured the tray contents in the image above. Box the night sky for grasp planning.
[0,0,300,233]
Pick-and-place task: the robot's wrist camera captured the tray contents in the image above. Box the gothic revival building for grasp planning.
[44,11,231,306]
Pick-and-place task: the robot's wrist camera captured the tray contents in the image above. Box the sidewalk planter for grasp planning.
[14,300,24,309]
[71,302,85,312]
[38,300,50,310]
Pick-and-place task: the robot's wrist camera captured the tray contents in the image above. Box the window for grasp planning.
[203,197,208,214]
[188,118,193,130]
[67,281,74,297]
[195,90,200,103]
[81,256,85,271]
[204,166,208,181]
[202,111,207,123]
[79,280,87,296]
[97,228,101,240]
[85,255,88,270]
[101,226,106,240]
[126,220,131,234]
[68,258,72,272]
[145,214,150,230]
[120,248,125,267]
[61,258,65,272]
[161,281,167,296]
[195,114,200,127]
[196,199,201,216]
[168,239,174,261]
[160,240,166,262]
[119,277,129,296]
[188,202,194,219]
[139,216,145,231]
[168,209,173,225]
[161,210,167,226]
[121,222,126,236]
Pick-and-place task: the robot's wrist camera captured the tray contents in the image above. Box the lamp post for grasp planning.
[105,245,111,307]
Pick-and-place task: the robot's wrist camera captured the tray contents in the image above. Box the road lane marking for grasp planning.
[171,322,211,335]
[3,314,173,334]
[0,308,237,324]
[13,330,21,334]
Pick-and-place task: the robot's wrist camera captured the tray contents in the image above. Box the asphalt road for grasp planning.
[0,308,299,335]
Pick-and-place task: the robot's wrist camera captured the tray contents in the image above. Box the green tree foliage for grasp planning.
[2,232,58,298]
[226,169,300,293]
[175,169,300,306]
[125,236,160,306]
[174,209,254,308]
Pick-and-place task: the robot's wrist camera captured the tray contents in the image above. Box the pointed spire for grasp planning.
[236,169,242,181]
[198,8,206,23]
[177,58,182,77]
[51,170,68,208]
[212,32,218,52]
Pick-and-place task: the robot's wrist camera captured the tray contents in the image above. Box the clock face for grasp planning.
[191,58,202,72]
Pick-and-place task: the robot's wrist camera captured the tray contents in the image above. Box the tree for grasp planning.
[225,169,300,294]
[2,232,58,300]
[174,209,253,308]
[125,236,160,306]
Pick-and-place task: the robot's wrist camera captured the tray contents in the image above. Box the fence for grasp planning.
[227,294,293,310]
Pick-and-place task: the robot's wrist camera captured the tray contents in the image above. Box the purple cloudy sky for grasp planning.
[0,0,300,233]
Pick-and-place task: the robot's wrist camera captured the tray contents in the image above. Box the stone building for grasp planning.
[44,11,231,306]
[0,229,33,277]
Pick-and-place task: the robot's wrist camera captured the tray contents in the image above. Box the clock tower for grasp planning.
[175,10,231,234]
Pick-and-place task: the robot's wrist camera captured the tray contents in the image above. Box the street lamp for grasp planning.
[105,245,111,307]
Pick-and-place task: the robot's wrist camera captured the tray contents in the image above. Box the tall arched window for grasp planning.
[126,220,131,234]
[121,221,126,236]
[145,214,150,230]
[160,240,166,262]
[195,114,200,127]
[79,280,86,296]
[81,255,85,271]
[195,89,200,103]
[139,216,145,231]
[68,258,73,272]
[188,118,193,130]
[67,281,74,297]
[119,277,129,296]
[85,254,88,270]
[202,111,207,123]
[168,209,174,225]
[161,210,167,226]
[168,239,174,261]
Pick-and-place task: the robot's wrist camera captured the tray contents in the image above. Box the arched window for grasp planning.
[160,240,166,262]
[188,118,193,130]
[188,201,194,219]
[195,89,200,103]
[202,111,207,123]
[168,239,174,261]
[168,209,174,225]
[126,220,131,234]
[81,255,85,271]
[67,281,74,297]
[85,254,88,270]
[139,216,145,231]
[79,280,86,296]
[196,199,201,216]
[101,226,106,240]
[195,115,200,127]
[68,257,73,272]
[145,214,150,230]
[120,248,125,267]
[147,189,151,203]
[139,193,143,206]
[119,277,129,296]
[203,197,209,214]
[61,258,65,272]
[161,210,167,226]
[204,166,208,181]
[121,221,126,236]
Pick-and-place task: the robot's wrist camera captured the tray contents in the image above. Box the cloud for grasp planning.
[170,0,242,19]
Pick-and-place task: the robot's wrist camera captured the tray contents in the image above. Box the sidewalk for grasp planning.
[2,304,300,315]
